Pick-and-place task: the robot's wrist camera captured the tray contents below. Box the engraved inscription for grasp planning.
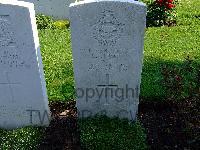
[81,48,129,72]
[0,15,26,68]
[0,15,34,69]
[0,15,16,47]
[92,10,125,46]
[0,105,7,116]
[88,10,129,72]
[0,50,24,68]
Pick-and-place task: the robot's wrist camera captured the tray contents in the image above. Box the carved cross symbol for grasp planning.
[97,74,118,104]
[0,72,20,102]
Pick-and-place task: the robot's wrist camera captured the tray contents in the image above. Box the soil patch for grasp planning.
[38,98,199,150]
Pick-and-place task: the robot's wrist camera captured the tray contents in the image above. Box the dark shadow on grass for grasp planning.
[140,56,200,101]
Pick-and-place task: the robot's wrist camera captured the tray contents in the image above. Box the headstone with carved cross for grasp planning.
[69,0,146,120]
[0,0,50,129]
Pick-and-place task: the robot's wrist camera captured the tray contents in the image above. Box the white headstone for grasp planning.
[20,0,76,19]
[69,0,146,120]
[0,0,50,129]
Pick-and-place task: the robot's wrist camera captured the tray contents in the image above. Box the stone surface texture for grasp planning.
[0,0,50,129]
[70,0,146,120]
[20,0,76,19]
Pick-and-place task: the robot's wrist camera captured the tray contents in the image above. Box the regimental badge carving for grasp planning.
[92,10,125,46]
[0,15,16,47]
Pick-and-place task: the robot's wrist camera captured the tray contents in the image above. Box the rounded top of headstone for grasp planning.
[0,0,34,8]
[70,0,146,7]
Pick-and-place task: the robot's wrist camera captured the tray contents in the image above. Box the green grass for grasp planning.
[0,0,199,149]
[38,26,200,100]
[79,116,147,150]
[0,127,43,150]
[37,0,200,101]
[142,25,200,98]
[141,0,200,99]
[176,0,200,26]
[39,29,74,101]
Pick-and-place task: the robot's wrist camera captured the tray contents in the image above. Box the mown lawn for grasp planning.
[39,26,200,100]
[0,0,199,149]
[39,0,200,100]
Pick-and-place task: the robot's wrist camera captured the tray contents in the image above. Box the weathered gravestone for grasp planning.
[69,0,146,120]
[21,0,76,19]
[0,0,50,129]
